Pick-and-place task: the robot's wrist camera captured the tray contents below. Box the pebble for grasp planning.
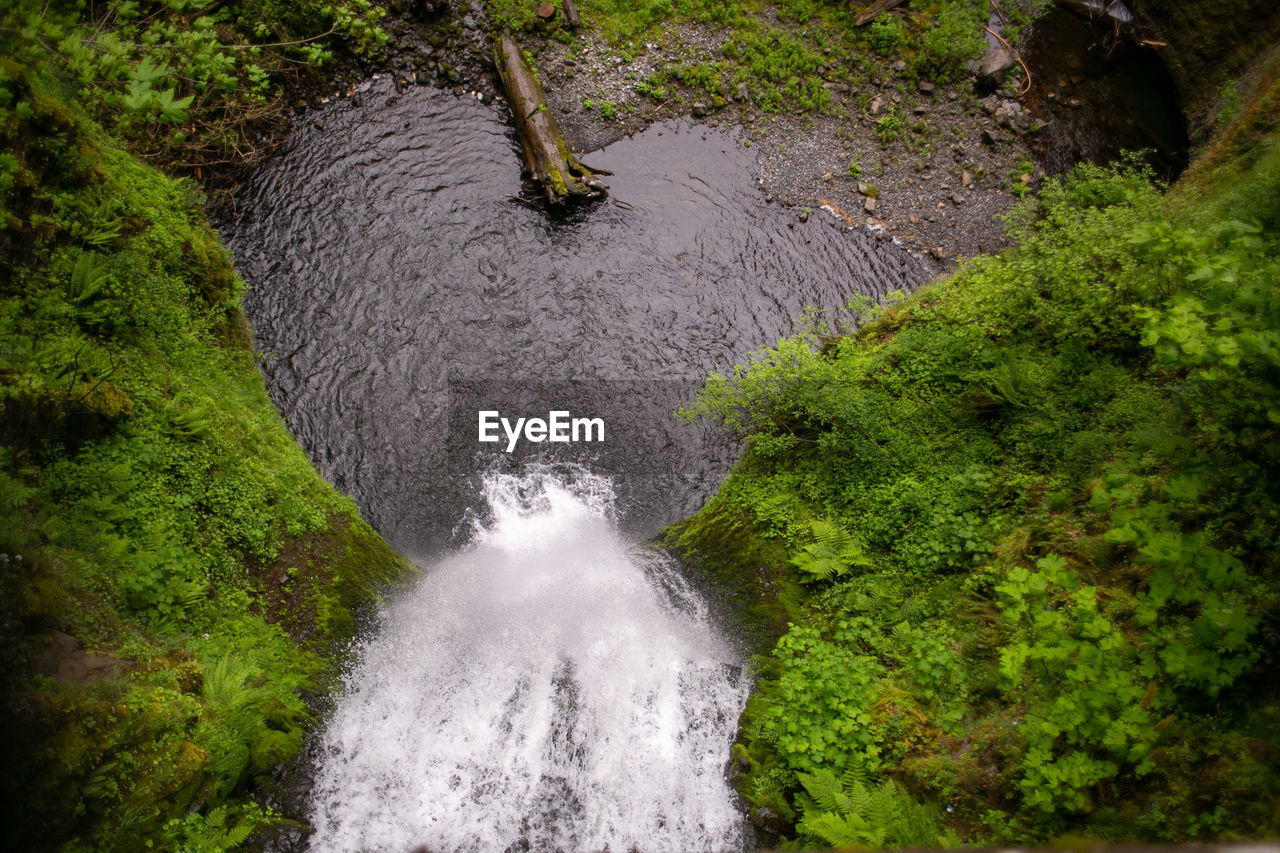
[918,80,935,95]
[691,102,708,117]
[798,210,809,222]
[864,197,877,213]
[950,192,965,205]
[961,170,973,188]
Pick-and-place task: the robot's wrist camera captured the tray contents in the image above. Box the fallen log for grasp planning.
[562,0,581,28]
[494,36,607,204]
[854,0,907,26]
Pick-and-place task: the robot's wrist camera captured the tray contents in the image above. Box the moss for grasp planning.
[663,494,804,654]
[0,55,412,851]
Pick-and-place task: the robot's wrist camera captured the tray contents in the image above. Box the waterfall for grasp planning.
[307,467,751,852]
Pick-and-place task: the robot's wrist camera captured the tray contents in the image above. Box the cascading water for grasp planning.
[308,467,751,852]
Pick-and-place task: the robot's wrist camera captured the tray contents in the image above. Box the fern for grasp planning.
[793,519,873,581]
[794,768,954,850]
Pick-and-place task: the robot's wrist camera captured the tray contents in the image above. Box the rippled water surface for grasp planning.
[225,77,924,553]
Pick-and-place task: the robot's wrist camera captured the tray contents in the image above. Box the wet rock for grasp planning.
[29,631,133,685]
[994,100,1022,129]
[977,45,1016,91]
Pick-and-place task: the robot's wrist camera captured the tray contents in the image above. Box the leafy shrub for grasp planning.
[864,14,905,56]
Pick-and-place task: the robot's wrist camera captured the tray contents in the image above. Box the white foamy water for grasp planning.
[307,468,751,852]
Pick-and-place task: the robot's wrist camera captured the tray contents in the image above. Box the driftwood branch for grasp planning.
[494,36,607,204]
[854,0,907,27]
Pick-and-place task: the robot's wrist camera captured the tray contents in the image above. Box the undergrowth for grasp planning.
[0,32,409,852]
[484,0,999,116]
[674,150,1280,846]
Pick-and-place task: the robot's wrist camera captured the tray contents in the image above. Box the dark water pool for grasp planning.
[224,76,925,555]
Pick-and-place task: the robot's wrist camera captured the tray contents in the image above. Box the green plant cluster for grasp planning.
[1,0,389,169]
[676,147,1280,845]
[0,50,409,851]
[488,0,1001,117]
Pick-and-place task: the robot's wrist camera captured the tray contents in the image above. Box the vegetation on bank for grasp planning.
[485,0,1043,117]
[673,65,1280,848]
[0,4,411,850]
[1,0,388,174]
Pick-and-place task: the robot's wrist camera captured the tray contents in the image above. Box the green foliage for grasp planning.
[0,60,409,850]
[864,14,906,56]
[996,554,1157,814]
[914,1,987,81]
[876,108,905,144]
[794,767,955,849]
[681,155,1280,845]
[791,518,872,581]
[1,0,390,166]
[162,802,271,852]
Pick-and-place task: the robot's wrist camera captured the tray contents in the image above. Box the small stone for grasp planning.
[950,192,965,205]
[908,213,921,225]
[868,94,884,115]
[481,91,495,105]
[918,80,936,95]
[980,128,997,146]
[961,169,973,188]
[913,105,928,115]
[893,60,907,72]
[563,58,578,67]
[735,81,750,101]
[821,171,833,182]
[691,102,708,117]
[798,210,809,222]
[929,246,946,259]
[863,197,877,213]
